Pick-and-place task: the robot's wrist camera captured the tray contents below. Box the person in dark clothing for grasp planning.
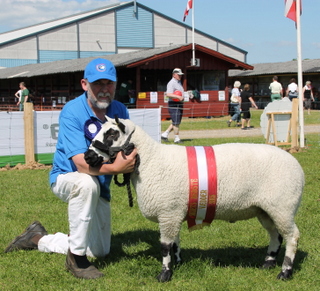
[118,80,133,104]
[240,84,258,130]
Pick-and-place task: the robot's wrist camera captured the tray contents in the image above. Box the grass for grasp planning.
[0,114,320,290]
[161,109,320,131]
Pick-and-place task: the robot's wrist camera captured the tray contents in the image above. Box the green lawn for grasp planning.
[162,109,320,131]
[0,131,319,290]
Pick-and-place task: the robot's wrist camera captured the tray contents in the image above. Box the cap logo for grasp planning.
[96,63,106,72]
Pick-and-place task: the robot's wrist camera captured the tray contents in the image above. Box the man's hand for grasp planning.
[112,148,138,174]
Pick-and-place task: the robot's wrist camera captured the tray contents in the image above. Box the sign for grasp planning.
[0,108,161,167]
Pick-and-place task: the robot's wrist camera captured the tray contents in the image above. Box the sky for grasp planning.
[0,0,318,64]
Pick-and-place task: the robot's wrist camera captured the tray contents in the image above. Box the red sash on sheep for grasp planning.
[186,146,217,230]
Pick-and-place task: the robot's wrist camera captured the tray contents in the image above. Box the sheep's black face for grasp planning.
[103,128,120,149]
[84,128,121,167]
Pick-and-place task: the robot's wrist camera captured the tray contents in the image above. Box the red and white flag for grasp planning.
[284,0,302,23]
[183,0,193,22]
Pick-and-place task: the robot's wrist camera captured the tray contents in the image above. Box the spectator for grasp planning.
[15,88,22,104]
[227,81,241,127]
[240,84,258,130]
[303,81,314,115]
[286,78,298,101]
[118,79,133,104]
[16,82,29,111]
[161,68,185,143]
[269,76,283,101]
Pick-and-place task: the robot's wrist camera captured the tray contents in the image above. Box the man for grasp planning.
[269,76,283,102]
[161,68,184,143]
[118,79,133,104]
[16,82,29,111]
[5,58,137,279]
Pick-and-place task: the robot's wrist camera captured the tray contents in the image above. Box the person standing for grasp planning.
[286,78,298,101]
[161,68,184,143]
[269,76,283,101]
[16,82,29,111]
[303,81,314,115]
[240,84,258,130]
[5,58,137,279]
[118,79,133,104]
[14,88,22,104]
[227,81,241,127]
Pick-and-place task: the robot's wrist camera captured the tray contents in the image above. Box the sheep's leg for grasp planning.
[156,242,173,282]
[156,220,183,282]
[258,213,283,269]
[173,235,182,265]
[276,223,300,280]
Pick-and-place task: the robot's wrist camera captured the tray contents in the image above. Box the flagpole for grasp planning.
[296,0,304,147]
[192,0,195,66]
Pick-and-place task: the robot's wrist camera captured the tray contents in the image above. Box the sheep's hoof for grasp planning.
[261,259,276,269]
[156,269,172,282]
[277,269,293,280]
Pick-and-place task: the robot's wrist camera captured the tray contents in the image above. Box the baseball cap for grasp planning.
[172,68,184,75]
[84,58,117,82]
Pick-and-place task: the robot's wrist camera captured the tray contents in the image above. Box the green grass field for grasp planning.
[0,112,319,290]
[162,109,320,131]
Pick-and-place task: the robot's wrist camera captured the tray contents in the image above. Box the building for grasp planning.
[229,59,320,108]
[0,1,255,117]
[0,1,248,68]
[0,43,253,118]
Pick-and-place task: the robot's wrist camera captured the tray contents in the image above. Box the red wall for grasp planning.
[136,90,229,119]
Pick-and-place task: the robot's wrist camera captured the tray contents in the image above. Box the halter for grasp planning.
[92,129,135,159]
[92,126,137,208]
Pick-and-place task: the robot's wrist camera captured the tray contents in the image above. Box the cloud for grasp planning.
[311,42,320,49]
[0,0,120,33]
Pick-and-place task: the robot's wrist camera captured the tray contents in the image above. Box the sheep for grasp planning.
[84,116,304,283]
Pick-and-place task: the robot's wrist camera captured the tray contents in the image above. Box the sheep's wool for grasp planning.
[186,146,217,231]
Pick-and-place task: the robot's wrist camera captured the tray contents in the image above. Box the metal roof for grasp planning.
[229,59,320,77]
[0,2,129,44]
[0,1,247,56]
[0,44,253,80]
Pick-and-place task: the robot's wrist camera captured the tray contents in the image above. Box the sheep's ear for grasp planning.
[115,115,126,134]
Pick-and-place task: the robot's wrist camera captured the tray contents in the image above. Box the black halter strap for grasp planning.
[92,129,135,158]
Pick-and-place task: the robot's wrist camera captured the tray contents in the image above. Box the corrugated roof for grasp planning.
[229,59,320,77]
[0,2,129,44]
[0,44,252,79]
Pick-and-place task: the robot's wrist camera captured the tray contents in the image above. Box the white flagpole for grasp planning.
[192,0,195,65]
[296,0,304,147]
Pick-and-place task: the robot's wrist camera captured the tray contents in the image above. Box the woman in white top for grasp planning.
[227,81,241,127]
[286,78,298,101]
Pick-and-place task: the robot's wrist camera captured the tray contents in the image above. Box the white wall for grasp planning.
[154,15,186,47]
[39,25,78,51]
[0,38,37,59]
[79,13,116,52]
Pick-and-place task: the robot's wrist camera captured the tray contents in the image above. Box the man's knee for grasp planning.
[71,174,100,199]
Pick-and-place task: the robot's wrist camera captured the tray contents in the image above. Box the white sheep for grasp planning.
[84,117,304,283]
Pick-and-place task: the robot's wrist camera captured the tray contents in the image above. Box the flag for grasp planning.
[284,0,302,23]
[183,0,193,22]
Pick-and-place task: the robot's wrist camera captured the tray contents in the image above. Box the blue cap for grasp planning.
[84,58,117,82]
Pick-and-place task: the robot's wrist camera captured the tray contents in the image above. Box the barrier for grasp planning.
[0,108,161,167]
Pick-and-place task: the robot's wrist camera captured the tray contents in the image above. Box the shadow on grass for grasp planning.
[95,229,308,274]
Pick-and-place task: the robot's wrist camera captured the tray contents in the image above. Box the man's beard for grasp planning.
[88,91,114,110]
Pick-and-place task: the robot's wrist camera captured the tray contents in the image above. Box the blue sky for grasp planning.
[0,0,318,64]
